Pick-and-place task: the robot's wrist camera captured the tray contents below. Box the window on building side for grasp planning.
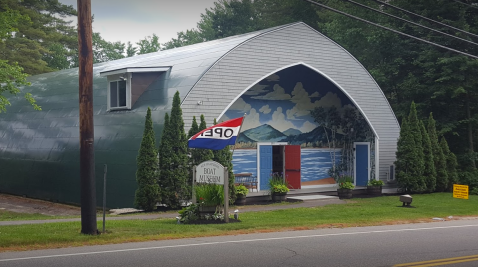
[110,80,127,108]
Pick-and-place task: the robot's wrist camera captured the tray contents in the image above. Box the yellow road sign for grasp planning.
[453,184,469,199]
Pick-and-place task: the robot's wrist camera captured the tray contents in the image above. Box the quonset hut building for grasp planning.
[0,22,399,208]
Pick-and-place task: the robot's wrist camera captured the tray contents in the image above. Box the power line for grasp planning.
[344,0,478,47]
[370,0,478,39]
[300,0,478,59]
[452,0,478,10]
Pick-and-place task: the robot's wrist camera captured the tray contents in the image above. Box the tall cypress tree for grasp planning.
[157,91,189,209]
[428,113,448,192]
[135,107,160,211]
[407,102,426,192]
[420,120,436,192]
[395,118,418,192]
[212,118,236,203]
[441,137,458,191]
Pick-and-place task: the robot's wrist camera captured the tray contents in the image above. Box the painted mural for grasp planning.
[222,65,373,186]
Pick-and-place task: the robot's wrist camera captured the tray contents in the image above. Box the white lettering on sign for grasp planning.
[196,160,225,185]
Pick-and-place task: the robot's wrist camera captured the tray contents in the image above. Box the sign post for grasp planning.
[195,160,229,223]
[453,184,469,200]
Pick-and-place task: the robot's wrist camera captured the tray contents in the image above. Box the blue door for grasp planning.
[259,145,272,190]
[355,143,369,186]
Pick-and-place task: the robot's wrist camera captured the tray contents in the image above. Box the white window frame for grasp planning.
[107,73,131,111]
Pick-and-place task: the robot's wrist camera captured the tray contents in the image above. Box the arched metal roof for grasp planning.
[0,22,399,208]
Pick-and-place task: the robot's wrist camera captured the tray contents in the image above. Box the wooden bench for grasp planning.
[234,173,258,192]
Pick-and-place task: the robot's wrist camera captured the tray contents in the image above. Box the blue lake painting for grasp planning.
[232,148,341,183]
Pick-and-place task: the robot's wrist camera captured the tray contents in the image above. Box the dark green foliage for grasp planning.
[135,107,160,211]
[158,92,189,209]
[428,113,448,192]
[407,102,426,192]
[441,137,458,192]
[420,120,436,192]
[395,118,418,192]
[458,170,478,193]
[0,0,78,74]
[212,118,236,203]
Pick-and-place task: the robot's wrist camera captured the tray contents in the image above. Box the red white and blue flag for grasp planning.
[188,117,244,150]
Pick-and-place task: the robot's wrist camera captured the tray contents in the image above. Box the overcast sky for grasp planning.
[58,0,218,46]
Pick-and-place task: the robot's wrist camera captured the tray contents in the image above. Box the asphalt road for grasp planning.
[1,219,478,267]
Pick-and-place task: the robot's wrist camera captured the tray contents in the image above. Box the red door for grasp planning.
[285,145,301,189]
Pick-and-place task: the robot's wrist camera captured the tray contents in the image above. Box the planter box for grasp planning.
[337,188,353,199]
[271,192,287,202]
[199,205,218,218]
[234,195,247,206]
[367,185,382,196]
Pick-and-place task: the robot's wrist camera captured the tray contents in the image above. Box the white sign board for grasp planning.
[196,161,225,185]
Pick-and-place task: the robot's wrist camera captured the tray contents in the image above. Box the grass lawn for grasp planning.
[1,193,477,252]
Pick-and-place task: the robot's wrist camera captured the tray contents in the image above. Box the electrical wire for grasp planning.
[370,0,478,39]
[344,0,478,46]
[300,0,478,59]
[452,0,478,10]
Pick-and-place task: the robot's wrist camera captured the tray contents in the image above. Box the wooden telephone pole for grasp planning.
[77,0,97,235]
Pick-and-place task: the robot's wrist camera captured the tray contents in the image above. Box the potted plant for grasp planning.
[268,173,290,202]
[367,179,384,196]
[195,183,224,218]
[337,176,354,199]
[234,184,248,205]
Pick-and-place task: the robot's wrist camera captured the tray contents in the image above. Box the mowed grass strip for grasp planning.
[1,193,476,252]
[0,210,57,221]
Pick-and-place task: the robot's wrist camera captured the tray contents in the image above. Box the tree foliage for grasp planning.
[440,137,458,192]
[428,113,448,192]
[0,7,40,112]
[407,102,426,192]
[135,107,160,211]
[136,34,161,55]
[420,120,436,192]
[158,92,189,209]
[0,0,78,74]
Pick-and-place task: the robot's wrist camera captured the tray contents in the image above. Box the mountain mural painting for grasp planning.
[223,64,371,186]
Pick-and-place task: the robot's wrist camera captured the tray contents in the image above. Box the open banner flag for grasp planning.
[188,117,244,150]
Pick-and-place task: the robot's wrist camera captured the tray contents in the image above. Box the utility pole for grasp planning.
[77,0,97,235]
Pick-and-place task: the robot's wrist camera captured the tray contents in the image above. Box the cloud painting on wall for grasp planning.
[222,64,363,148]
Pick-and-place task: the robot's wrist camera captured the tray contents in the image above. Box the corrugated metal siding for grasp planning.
[182,23,399,181]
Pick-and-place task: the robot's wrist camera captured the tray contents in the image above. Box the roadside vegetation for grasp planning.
[1,193,477,252]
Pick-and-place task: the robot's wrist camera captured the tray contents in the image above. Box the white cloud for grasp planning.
[243,84,269,96]
[266,74,280,82]
[251,84,291,100]
[299,121,317,134]
[267,107,296,132]
[316,92,342,108]
[310,92,320,97]
[242,108,261,131]
[259,105,271,114]
[229,98,251,112]
[286,83,342,120]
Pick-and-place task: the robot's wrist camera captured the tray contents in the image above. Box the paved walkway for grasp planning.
[0,197,347,226]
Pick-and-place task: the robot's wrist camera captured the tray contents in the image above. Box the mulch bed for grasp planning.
[187,218,241,224]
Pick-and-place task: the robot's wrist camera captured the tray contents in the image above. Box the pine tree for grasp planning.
[440,137,458,191]
[428,113,448,192]
[395,118,418,192]
[134,107,160,211]
[158,113,173,206]
[157,91,189,209]
[212,119,236,203]
[420,120,436,192]
[407,102,426,192]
